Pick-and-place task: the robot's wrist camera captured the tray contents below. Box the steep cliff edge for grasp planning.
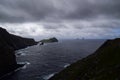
[0,27,37,50]
[0,27,37,77]
[49,38,120,80]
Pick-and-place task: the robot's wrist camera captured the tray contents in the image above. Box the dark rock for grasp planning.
[0,27,37,50]
[40,42,44,45]
[0,27,37,77]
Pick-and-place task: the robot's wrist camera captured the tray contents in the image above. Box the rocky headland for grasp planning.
[0,27,37,78]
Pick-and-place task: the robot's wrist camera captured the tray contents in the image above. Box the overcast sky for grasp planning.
[0,0,120,40]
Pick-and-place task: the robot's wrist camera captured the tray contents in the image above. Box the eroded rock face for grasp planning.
[0,27,37,77]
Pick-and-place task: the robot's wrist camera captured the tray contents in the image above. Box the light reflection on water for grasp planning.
[5,39,105,80]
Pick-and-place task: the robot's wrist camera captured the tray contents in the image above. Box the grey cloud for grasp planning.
[0,0,120,23]
[65,0,120,20]
[42,23,67,29]
[0,0,55,22]
[1,0,120,40]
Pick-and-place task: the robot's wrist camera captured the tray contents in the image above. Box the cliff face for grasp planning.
[0,27,37,50]
[49,38,120,80]
[0,27,37,77]
[0,36,17,77]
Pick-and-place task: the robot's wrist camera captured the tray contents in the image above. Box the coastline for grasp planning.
[0,27,37,79]
[0,64,25,80]
[49,38,120,80]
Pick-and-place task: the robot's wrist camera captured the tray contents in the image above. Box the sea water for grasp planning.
[4,39,105,80]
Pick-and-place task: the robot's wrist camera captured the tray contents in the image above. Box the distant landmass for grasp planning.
[49,38,120,80]
[0,27,37,78]
[40,37,58,43]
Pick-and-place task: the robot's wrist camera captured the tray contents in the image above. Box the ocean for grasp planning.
[3,39,105,80]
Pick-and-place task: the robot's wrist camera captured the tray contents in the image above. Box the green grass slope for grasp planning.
[49,38,120,80]
[40,37,58,43]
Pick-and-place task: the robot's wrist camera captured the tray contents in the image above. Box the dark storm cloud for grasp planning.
[0,0,55,22]
[42,23,67,29]
[65,0,120,20]
[0,0,120,23]
[1,0,120,40]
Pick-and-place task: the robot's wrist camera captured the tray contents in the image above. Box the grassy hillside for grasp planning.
[40,37,58,43]
[49,38,120,80]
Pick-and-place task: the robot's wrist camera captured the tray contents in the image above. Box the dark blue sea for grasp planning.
[4,39,105,80]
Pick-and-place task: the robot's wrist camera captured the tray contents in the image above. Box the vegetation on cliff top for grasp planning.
[40,37,58,43]
[49,38,120,80]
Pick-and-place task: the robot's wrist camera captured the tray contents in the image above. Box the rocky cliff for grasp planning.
[0,27,37,50]
[0,27,37,77]
[49,38,120,80]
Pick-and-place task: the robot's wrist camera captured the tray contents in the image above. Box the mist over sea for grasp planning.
[4,39,105,80]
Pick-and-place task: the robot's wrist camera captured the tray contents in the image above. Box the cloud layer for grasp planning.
[0,0,120,40]
[0,0,120,22]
